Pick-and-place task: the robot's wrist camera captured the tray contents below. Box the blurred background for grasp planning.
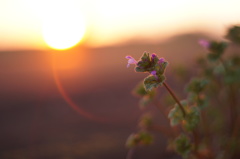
[1,0,240,158]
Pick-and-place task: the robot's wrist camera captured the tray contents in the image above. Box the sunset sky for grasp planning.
[1,0,240,50]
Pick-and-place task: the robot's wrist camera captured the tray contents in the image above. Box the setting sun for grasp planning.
[33,0,86,50]
[42,15,86,50]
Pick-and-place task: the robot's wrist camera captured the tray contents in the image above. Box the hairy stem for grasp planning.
[126,148,135,159]
[163,82,186,117]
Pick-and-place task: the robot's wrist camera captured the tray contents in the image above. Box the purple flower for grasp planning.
[151,53,157,61]
[126,56,137,68]
[199,39,210,49]
[150,70,158,79]
[158,58,165,64]
[151,70,157,76]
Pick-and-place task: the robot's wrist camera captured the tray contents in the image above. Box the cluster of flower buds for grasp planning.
[199,39,227,62]
[126,52,168,91]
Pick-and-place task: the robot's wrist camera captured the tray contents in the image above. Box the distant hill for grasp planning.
[0,32,212,99]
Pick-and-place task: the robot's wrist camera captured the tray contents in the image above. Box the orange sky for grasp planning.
[1,0,240,51]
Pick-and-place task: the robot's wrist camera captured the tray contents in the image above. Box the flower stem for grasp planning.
[163,82,186,117]
[219,57,237,133]
[126,148,135,159]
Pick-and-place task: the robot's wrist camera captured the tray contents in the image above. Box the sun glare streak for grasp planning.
[51,54,107,122]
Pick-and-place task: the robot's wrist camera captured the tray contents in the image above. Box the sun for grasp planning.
[42,16,86,50]
[39,1,86,50]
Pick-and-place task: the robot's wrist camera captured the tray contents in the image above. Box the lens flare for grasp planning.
[51,54,107,122]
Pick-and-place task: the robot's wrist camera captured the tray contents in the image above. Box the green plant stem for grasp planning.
[218,57,239,158]
[200,110,213,156]
[197,94,212,148]
[219,57,237,133]
[223,114,240,159]
[126,148,134,159]
[229,85,237,132]
[163,82,186,117]
[197,95,208,133]
[193,130,199,151]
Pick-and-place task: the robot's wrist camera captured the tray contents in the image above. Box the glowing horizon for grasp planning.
[1,0,240,51]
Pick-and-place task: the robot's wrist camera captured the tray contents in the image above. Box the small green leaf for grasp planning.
[188,93,208,109]
[183,106,200,131]
[126,134,139,148]
[151,53,160,65]
[143,75,165,91]
[141,52,150,61]
[186,78,209,93]
[132,82,156,108]
[226,25,240,44]
[135,65,147,72]
[168,100,188,126]
[138,113,153,129]
[174,134,192,158]
[132,81,156,97]
[139,96,152,109]
[156,61,168,75]
[209,41,227,55]
[126,131,153,148]
[187,93,197,104]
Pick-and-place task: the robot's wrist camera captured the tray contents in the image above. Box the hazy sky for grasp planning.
[1,0,240,50]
